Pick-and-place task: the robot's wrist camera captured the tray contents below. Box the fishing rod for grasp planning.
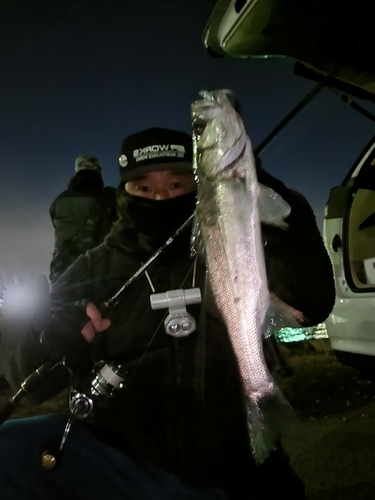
[0,214,195,427]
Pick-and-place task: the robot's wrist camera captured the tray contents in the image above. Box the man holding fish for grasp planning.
[0,90,334,499]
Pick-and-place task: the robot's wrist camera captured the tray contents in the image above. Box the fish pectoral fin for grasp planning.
[257,184,291,229]
[263,292,306,338]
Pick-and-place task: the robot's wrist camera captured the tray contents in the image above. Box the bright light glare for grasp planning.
[2,283,40,319]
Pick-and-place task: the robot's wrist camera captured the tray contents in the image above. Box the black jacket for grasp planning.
[5,173,331,498]
[49,170,117,284]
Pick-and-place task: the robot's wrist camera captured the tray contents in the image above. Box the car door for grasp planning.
[323,135,375,364]
[325,136,375,293]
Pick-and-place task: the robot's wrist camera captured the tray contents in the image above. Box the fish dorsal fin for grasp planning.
[257,184,291,229]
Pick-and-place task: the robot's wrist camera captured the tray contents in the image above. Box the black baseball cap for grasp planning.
[119,127,193,182]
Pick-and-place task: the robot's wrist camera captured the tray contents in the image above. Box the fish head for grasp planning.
[191,89,246,179]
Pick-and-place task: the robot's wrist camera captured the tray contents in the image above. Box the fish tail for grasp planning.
[246,387,295,465]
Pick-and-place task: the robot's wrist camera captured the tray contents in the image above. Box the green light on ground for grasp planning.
[277,323,328,343]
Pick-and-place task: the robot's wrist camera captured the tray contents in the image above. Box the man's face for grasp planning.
[125,169,196,200]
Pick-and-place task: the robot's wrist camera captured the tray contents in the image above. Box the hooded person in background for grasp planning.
[49,156,117,285]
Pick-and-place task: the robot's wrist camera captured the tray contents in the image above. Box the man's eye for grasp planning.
[136,185,150,192]
[171,182,181,189]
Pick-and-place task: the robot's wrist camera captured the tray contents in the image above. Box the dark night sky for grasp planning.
[1,0,375,279]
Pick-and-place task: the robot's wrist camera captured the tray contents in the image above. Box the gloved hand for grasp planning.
[40,300,111,363]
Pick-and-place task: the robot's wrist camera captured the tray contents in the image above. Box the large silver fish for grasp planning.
[191,89,297,464]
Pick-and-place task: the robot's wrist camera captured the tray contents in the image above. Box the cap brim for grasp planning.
[121,161,192,182]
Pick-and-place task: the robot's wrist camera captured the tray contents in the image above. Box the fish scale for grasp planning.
[199,159,272,393]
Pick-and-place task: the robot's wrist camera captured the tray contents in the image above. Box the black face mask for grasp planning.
[114,190,197,253]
